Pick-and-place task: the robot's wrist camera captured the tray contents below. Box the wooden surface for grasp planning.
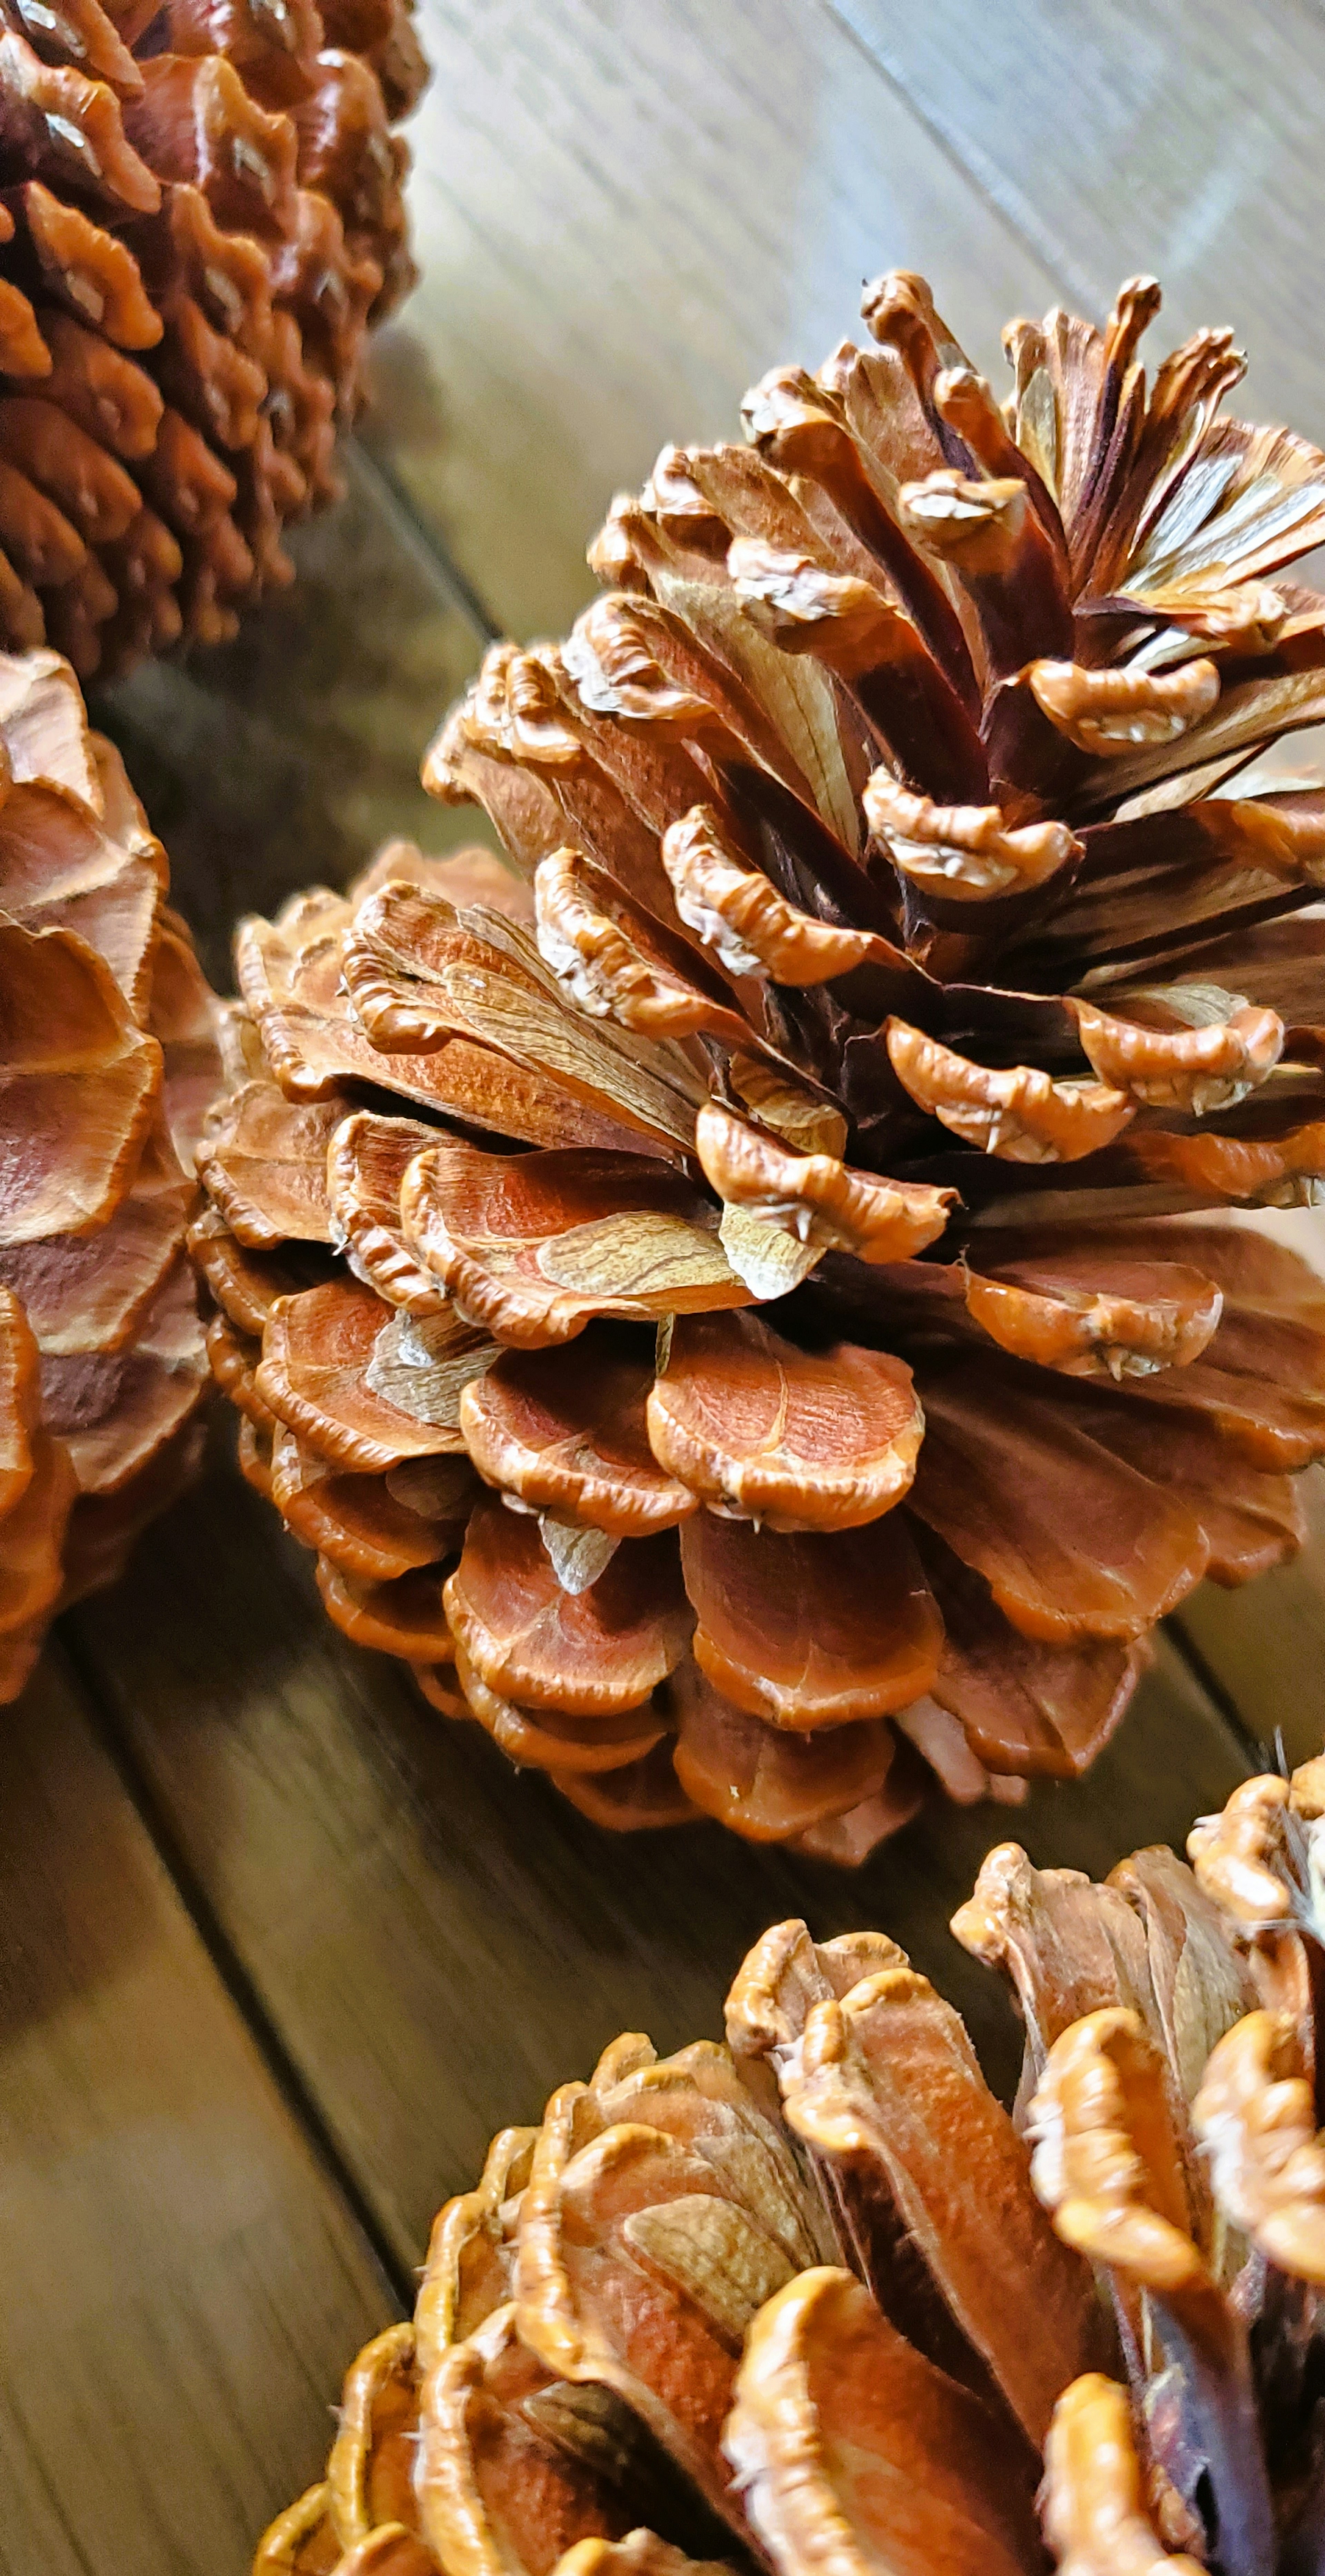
[0,1656,393,2576]
[6,3,1325,2566]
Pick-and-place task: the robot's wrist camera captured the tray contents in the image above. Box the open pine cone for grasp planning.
[0,646,218,1699]
[0,0,426,675]
[198,269,1325,1859]
[255,1755,1325,2576]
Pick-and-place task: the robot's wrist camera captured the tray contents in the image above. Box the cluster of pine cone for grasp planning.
[11,261,1325,1872]
[8,236,1325,2576]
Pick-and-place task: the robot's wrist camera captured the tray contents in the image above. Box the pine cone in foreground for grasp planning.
[0,0,426,676]
[198,270,1325,1859]
[255,1755,1325,2576]
[0,646,218,1698]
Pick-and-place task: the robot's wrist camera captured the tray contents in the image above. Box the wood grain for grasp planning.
[371,0,1325,646]
[369,0,1062,639]
[0,1653,396,2576]
[827,0,1325,435]
[67,1438,1248,2273]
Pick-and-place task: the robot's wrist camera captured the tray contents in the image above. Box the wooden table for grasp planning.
[6,4,1325,2564]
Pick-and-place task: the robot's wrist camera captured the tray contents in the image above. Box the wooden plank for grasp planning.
[369,0,1064,640]
[0,1652,397,2576]
[824,0,1325,436]
[67,1440,1247,2271]
[90,445,489,991]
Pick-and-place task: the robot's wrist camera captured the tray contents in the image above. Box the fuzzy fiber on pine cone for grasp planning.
[0,0,426,676]
[0,646,219,1699]
[254,1755,1325,2576]
[198,268,1325,1859]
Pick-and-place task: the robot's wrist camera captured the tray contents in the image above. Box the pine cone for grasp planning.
[0,0,426,676]
[0,646,218,1699]
[254,1756,1325,2576]
[198,270,1325,1859]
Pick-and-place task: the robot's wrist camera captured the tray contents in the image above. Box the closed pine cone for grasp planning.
[0,646,219,1700]
[255,1755,1325,2576]
[198,269,1325,1859]
[0,0,426,675]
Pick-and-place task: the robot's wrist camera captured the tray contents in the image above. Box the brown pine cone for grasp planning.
[0,645,219,1700]
[197,270,1325,1860]
[0,0,426,676]
[254,1755,1325,2576]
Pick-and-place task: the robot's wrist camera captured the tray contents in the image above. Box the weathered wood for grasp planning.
[67,1439,1247,2273]
[0,1653,396,2576]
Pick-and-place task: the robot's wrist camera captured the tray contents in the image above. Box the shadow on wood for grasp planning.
[68,1430,1248,2276]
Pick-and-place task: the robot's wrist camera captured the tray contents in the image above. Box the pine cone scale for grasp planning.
[0,644,217,1692]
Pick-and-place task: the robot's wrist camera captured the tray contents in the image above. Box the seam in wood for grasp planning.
[51,1615,418,2319]
[1162,1613,1264,1779]
[816,0,1092,308]
[348,434,503,645]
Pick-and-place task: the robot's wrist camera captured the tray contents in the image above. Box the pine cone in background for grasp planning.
[0,0,426,677]
[0,647,218,1700]
[198,271,1325,1859]
[254,1756,1325,2576]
